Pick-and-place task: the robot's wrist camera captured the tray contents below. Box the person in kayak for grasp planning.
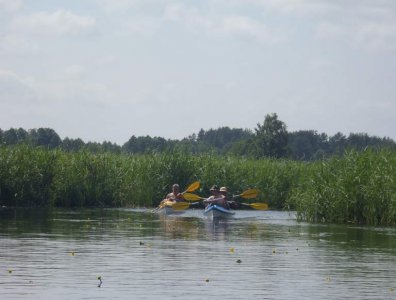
[203,186,229,209]
[166,184,184,202]
[202,185,220,207]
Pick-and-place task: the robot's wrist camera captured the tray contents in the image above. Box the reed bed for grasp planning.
[1,145,395,225]
[0,145,302,208]
[289,149,396,225]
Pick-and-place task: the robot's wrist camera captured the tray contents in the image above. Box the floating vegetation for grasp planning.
[97,276,102,288]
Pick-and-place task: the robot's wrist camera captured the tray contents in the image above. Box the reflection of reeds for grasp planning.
[0,146,395,225]
[290,149,396,225]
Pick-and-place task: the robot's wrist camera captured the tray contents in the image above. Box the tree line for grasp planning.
[1,113,395,160]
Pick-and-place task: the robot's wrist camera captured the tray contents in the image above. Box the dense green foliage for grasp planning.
[1,114,396,226]
[1,145,396,226]
[1,114,395,160]
[289,149,396,226]
[0,145,301,210]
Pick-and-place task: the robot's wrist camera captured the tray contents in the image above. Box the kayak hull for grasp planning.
[204,204,235,220]
[158,206,186,215]
[157,201,186,216]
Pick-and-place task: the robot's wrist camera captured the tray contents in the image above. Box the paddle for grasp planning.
[183,193,205,201]
[183,188,260,202]
[183,181,200,194]
[184,188,268,210]
[233,188,268,210]
[232,188,260,199]
[240,202,269,210]
[183,190,269,210]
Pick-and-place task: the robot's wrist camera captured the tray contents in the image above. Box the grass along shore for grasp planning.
[0,145,395,226]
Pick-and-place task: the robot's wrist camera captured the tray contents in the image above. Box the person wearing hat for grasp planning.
[203,185,229,209]
[202,185,220,207]
[220,186,239,209]
[165,183,184,202]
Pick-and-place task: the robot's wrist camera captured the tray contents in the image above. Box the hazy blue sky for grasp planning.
[1,0,395,144]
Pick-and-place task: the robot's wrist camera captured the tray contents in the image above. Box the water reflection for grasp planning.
[1,208,396,300]
[157,213,234,241]
[158,215,200,239]
[204,219,232,241]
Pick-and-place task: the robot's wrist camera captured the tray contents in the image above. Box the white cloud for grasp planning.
[316,19,396,52]
[268,0,339,15]
[1,34,39,54]
[216,0,339,16]
[354,20,396,52]
[2,1,395,142]
[315,22,345,39]
[63,65,86,78]
[163,3,282,44]
[163,3,212,29]
[220,15,269,41]
[10,9,96,36]
[100,0,142,12]
[0,0,23,12]
[123,16,161,35]
[313,1,396,53]
[0,70,38,105]
[222,15,262,36]
[309,57,332,70]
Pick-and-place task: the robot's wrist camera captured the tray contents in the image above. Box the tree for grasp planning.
[3,128,28,145]
[122,135,170,154]
[29,128,61,149]
[329,132,347,155]
[196,126,253,153]
[250,113,288,158]
[61,137,85,152]
[288,130,329,160]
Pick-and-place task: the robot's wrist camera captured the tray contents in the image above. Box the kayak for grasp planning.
[157,205,185,215]
[156,200,189,216]
[204,204,235,220]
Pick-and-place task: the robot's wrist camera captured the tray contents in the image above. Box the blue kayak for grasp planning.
[204,204,235,219]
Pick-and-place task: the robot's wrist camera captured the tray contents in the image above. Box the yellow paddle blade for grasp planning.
[184,181,200,193]
[238,188,260,199]
[183,193,203,201]
[158,199,170,209]
[168,202,191,211]
[242,202,268,210]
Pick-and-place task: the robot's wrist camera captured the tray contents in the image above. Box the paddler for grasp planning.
[165,184,184,202]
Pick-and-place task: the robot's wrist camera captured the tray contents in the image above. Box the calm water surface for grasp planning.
[0,208,395,300]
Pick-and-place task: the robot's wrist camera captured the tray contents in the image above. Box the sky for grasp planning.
[0,0,395,145]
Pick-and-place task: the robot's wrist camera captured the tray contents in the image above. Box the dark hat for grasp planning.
[210,185,219,191]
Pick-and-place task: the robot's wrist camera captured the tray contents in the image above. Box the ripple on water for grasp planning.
[1,208,396,300]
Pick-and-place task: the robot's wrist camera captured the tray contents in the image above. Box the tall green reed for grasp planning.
[289,149,396,225]
[0,145,57,207]
[1,145,395,226]
[0,145,302,209]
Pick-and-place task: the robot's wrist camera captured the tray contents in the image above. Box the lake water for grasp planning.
[0,208,395,300]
